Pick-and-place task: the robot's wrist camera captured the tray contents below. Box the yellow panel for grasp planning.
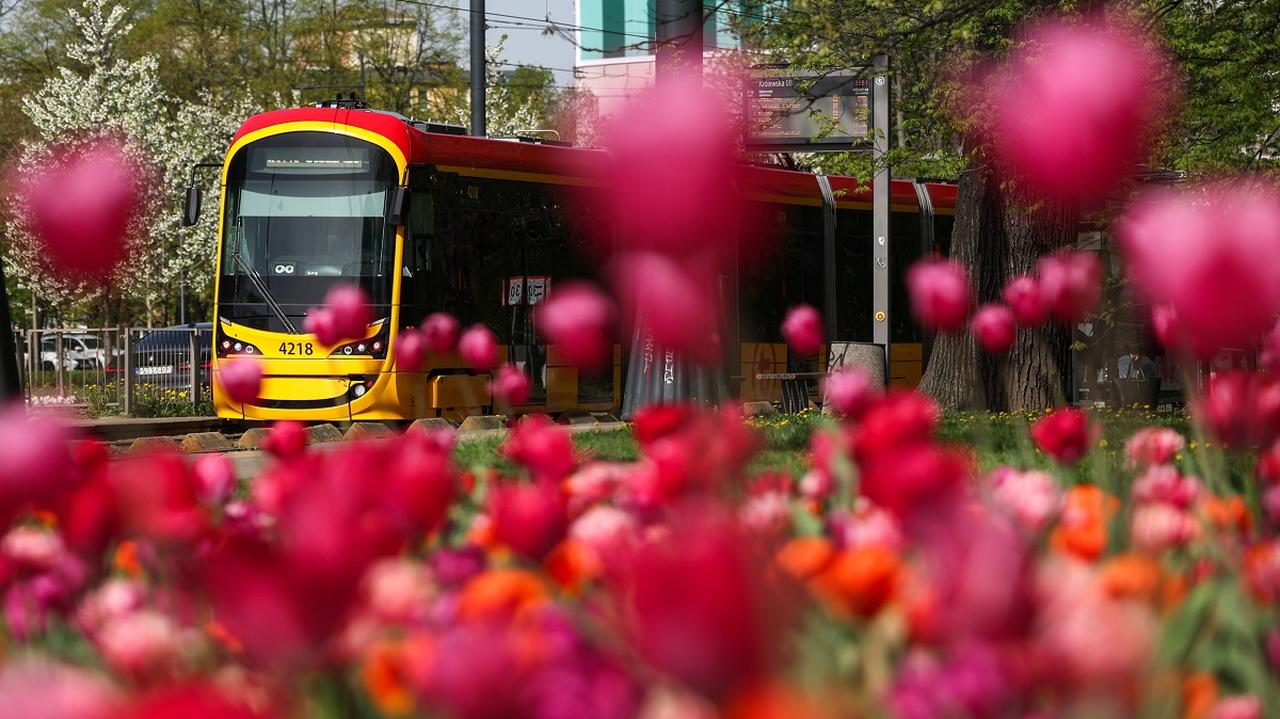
[890,343,923,361]
[431,375,490,410]
[258,375,350,401]
[546,367,578,411]
[890,360,923,388]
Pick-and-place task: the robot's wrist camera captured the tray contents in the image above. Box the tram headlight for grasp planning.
[329,321,389,359]
[352,384,367,398]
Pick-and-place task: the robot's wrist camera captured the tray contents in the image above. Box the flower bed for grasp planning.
[1,392,1277,719]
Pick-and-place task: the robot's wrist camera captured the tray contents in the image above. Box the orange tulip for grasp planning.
[361,640,415,718]
[814,546,902,619]
[1181,671,1218,719]
[724,682,827,719]
[543,539,600,592]
[113,540,142,578]
[1201,495,1251,535]
[1051,485,1117,561]
[1100,553,1162,603]
[775,536,835,582]
[457,568,549,623]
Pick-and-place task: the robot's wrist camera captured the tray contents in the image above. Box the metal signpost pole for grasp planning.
[871,54,892,366]
[0,261,22,401]
[470,0,485,137]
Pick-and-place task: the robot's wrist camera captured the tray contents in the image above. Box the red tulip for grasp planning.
[1118,182,1280,358]
[114,682,277,719]
[971,304,1016,354]
[781,304,823,357]
[1037,250,1101,324]
[262,420,307,459]
[850,390,941,463]
[394,328,428,371]
[1002,275,1047,326]
[380,434,455,537]
[825,367,877,419]
[613,508,782,700]
[458,324,498,371]
[109,453,208,544]
[502,415,576,484]
[860,444,972,522]
[0,407,77,526]
[489,364,531,406]
[217,358,261,404]
[1030,407,1096,465]
[907,259,971,332]
[984,18,1168,207]
[488,480,567,561]
[20,137,146,283]
[536,281,615,371]
[631,403,697,446]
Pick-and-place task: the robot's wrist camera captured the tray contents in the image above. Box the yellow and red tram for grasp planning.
[197,102,956,422]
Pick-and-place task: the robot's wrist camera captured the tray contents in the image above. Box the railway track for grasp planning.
[69,414,629,479]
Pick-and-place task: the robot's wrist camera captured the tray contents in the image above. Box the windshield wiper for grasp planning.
[232,251,299,334]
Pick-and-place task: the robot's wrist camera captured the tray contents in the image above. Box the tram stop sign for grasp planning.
[744,69,872,152]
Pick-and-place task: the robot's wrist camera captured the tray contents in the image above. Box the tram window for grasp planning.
[739,203,823,343]
[835,209,873,342]
[890,211,923,344]
[400,171,434,325]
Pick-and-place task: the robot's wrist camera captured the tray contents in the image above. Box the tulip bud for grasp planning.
[421,312,460,354]
[217,358,261,405]
[907,259,970,332]
[971,304,1016,354]
[458,324,498,371]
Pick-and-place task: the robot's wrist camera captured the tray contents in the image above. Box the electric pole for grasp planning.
[655,0,702,85]
[470,0,486,136]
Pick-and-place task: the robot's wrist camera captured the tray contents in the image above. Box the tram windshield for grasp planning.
[218,132,398,332]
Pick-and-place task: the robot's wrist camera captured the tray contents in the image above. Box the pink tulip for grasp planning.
[971,304,1016,354]
[984,19,1167,207]
[1151,304,1187,352]
[1124,427,1185,469]
[489,364,531,406]
[989,468,1062,533]
[302,307,340,345]
[781,304,823,357]
[1030,407,1096,465]
[1262,321,1280,373]
[116,682,279,719]
[394,328,428,371]
[1002,275,1048,326]
[458,324,498,371]
[361,558,434,625]
[95,610,184,677]
[1210,696,1263,719]
[831,500,905,552]
[824,366,877,419]
[379,432,455,537]
[1131,465,1202,510]
[192,454,235,506]
[569,505,639,565]
[907,259,970,332]
[601,75,744,261]
[421,312,460,353]
[1131,503,1197,552]
[1195,371,1280,448]
[217,358,261,404]
[487,480,567,561]
[1037,250,1101,324]
[324,284,373,341]
[860,444,971,523]
[109,453,208,545]
[536,281,614,371]
[20,137,145,282]
[0,658,122,719]
[1118,182,1280,358]
[611,251,722,365]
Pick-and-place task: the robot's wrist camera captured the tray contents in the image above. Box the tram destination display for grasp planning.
[745,69,871,152]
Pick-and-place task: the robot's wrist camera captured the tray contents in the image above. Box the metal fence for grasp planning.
[15,326,212,416]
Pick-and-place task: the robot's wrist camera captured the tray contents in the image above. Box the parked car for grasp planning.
[130,323,214,389]
[38,333,106,372]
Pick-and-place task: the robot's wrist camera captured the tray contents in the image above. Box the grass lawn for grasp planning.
[451,407,1258,499]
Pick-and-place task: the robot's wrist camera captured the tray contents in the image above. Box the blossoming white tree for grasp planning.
[4,0,254,325]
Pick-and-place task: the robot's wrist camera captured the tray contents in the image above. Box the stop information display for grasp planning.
[745,70,871,150]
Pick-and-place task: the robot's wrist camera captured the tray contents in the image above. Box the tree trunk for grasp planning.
[919,167,1077,411]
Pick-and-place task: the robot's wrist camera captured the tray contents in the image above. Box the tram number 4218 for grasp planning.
[279,341,314,356]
